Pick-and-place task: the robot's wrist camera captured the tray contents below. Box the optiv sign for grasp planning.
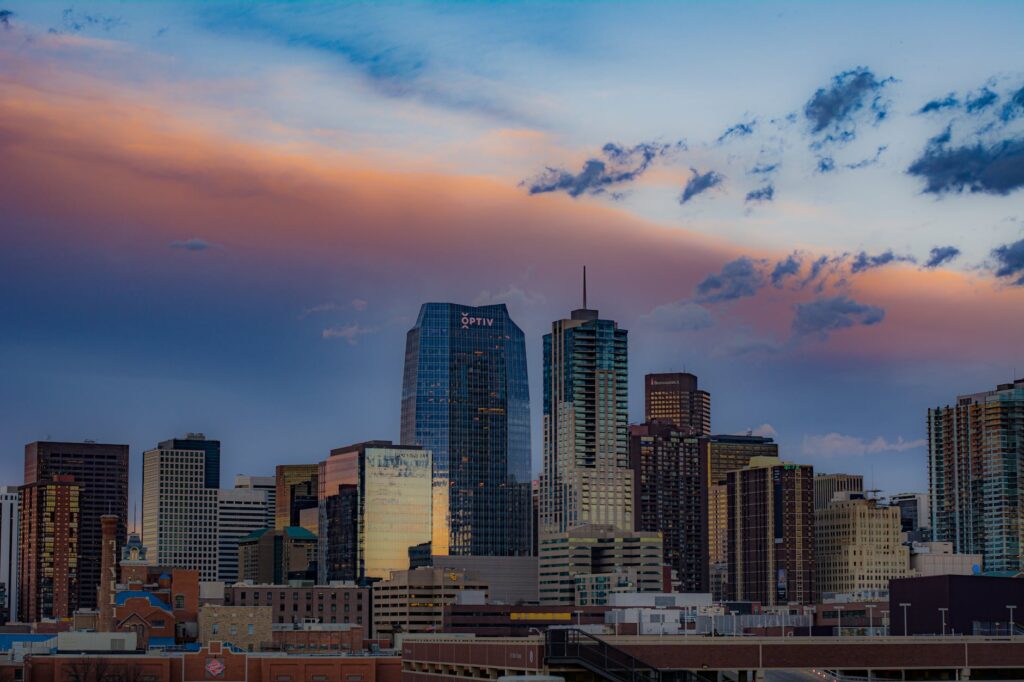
[461,312,495,330]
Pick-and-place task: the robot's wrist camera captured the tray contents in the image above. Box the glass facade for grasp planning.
[400,303,532,557]
[319,442,432,581]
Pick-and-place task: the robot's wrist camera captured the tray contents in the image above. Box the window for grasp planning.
[175,595,185,609]
[212,623,219,634]
[229,626,237,636]
[247,624,254,635]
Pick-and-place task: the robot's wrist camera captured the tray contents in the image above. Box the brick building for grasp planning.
[224,583,369,630]
[198,605,272,652]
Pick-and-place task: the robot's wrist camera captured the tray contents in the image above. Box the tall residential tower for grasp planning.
[928,379,1024,572]
[539,277,631,535]
[400,303,531,557]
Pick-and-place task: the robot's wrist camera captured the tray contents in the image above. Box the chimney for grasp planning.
[97,514,118,632]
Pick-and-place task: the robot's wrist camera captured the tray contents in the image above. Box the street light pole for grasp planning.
[835,606,844,638]
[866,604,876,636]
[939,608,948,637]
[899,603,911,637]
[1007,605,1017,637]
[730,610,738,637]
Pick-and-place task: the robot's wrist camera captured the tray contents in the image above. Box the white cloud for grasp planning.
[299,302,341,318]
[750,423,778,438]
[351,298,368,311]
[802,432,926,458]
[472,285,546,311]
[322,323,376,345]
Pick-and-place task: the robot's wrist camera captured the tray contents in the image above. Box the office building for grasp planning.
[237,527,317,585]
[644,372,711,436]
[319,441,432,582]
[701,434,777,601]
[814,473,864,510]
[142,436,220,580]
[816,492,909,597]
[235,475,276,528]
[22,440,129,613]
[701,434,779,487]
[539,281,631,535]
[197,605,272,652]
[889,492,930,535]
[400,302,532,557]
[373,567,488,640]
[707,484,728,601]
[727,457,815,605]
[0,487,18,624]
[538,524,664,606]
[274,465,319,531]
[18,476,79,621]
[217,488,271,583]
[428,556,539,604]
[629,421,707,593]
[928,379,1024,572]
[908,541,982,577]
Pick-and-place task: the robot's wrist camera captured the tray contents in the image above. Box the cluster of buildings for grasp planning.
[1,292,1022,667]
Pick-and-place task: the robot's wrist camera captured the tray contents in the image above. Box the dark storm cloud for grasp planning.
[750,162,779,175]
[803,67,894,135]
[771,253,802,287]
[964,87,998,114]
[745,185,775,203]
[0,9,12,28]
[850,250,915,273]
[919,94,959,114]
[717,120,756,144]
[60,8,124,32]
[695,257,765,303]
[992,238,1024,285]
[907,136,1024,196]
[679,169,724,204]
[792,295,885,339]
[526,141,684,198]
[817,157,836,173]
[924,246,961,268]
[1001,85,1024,123]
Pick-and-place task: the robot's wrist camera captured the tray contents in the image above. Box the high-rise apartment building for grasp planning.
[928,379,1024,572]
[319,442,432,582]
[538,524,664,605]
[889,492,930,534]
[816,492,909,597]
[813,473,864,510]
[18,476,79,622]
[400,302,532,557]
[0,487,18,624]
[707,483,728,601]
[235,475,277,528]
[539,288,631,536]
[217,488,270,583]
[142,435,220,580]
[727,456,815,605]
[274,465,319,531]
[22,440,128,613]
[629,421,707,593]
[644,372,711,436]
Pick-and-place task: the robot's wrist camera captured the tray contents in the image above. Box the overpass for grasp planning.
[401,630,1024,682]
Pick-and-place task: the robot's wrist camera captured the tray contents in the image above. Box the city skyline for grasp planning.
[3,1,1024,507]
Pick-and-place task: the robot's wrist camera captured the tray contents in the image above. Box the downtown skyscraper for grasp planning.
[20,441,128,619]
[401,303,532,557]
[928,378,1024,572]
[539,282,632,536]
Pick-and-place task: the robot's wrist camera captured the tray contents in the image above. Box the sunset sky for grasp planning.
[2,1,1023,502]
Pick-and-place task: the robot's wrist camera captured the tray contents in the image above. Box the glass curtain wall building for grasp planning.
[400,303,532,557]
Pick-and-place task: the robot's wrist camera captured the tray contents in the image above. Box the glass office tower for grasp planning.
[401,303,532,557]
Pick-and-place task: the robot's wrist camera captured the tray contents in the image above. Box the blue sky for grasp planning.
[1,1,1023,506]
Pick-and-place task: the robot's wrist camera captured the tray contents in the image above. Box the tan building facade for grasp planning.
[198,605,272,652]
[538,524,664,605]
[373,567,487,640]
[816,493,908,596]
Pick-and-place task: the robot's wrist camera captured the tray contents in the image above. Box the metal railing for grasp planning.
[545,629,696,682]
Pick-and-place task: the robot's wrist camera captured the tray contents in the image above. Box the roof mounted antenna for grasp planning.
[582,265,587,309]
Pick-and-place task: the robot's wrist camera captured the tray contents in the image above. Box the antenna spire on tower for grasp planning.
[583,265,588,309]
